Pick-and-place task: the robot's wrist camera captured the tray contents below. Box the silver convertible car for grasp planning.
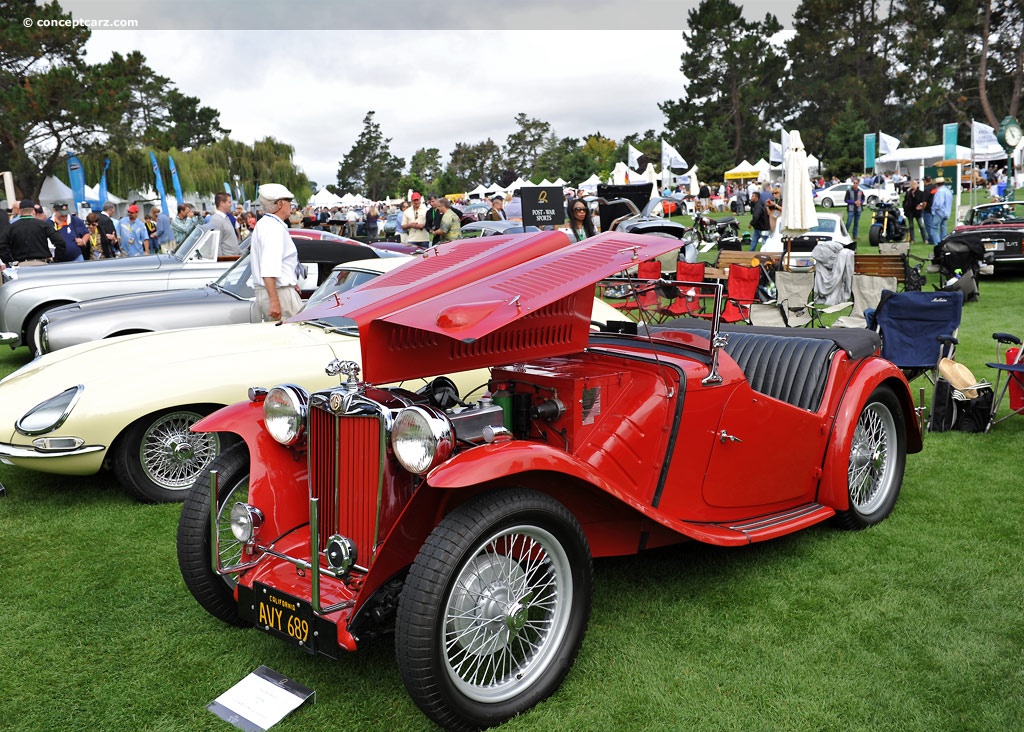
[38,235,397,353]
[0,224,364,355]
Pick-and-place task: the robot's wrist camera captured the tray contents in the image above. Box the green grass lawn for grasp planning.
[1,261,1023,731]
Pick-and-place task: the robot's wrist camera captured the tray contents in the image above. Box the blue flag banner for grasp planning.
[863,134,876,171]
[943,123,958,160]
[67,154,87,211]
[150,151,169,213]
[98,157,110,204]
[235,181,244,205]
[223,181,232,195]
[168,155,184,205]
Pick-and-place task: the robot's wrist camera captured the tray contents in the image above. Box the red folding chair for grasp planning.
[986,332,1024,432]
[603,259,663,319]
[695,263,760,323]
[656,262,709,320]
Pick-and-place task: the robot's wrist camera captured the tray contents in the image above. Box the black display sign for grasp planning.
[520,186,565,229]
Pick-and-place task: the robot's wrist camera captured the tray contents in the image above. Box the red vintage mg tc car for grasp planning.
[176,230,922,731]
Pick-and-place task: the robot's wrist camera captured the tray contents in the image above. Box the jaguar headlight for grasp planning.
[229,502,263,543]
[391,405,455,475]
[16,385,83,436]
[263,384,308,446]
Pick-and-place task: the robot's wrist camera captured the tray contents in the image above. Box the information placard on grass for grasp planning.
[208,665,314,732]
[521,186,564,229]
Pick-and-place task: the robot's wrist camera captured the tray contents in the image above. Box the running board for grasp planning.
[677,503,835,546]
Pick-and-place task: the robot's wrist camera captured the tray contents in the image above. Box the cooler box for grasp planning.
[1008,347,1024,412]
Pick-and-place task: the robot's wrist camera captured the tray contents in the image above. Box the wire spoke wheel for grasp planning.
[849,402,897,513]
[139,411,220,490]
[836,386,906,530]
[443,525,571,702]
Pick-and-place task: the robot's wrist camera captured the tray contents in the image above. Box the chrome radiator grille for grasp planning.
[307,405,384,560]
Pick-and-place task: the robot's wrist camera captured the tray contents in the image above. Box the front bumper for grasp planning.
[0,440,107,474]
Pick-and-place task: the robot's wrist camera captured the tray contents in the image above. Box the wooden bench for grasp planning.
[853,253,906,284]
[706,250,780,279]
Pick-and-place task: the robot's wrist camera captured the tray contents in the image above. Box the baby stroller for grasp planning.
[936,238,987,302]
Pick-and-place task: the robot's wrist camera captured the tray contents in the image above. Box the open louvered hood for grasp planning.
[297,230,683,383]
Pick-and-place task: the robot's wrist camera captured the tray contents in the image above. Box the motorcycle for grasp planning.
[868,200,907,246]
[693,214,742,252]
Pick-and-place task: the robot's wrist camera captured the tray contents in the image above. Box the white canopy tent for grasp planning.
[309,187,344,207]
[753,158,772,181]
[577,173,603,192]
[874,144,1006,177]
[467,183,490,198]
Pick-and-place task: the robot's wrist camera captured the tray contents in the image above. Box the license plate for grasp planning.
[253,583,316,654]
[983,240,1005,251]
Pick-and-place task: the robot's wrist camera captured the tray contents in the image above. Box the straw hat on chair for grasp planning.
[939,358,980,399]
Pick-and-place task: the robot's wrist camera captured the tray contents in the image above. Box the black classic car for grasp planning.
[947,200,1024,271]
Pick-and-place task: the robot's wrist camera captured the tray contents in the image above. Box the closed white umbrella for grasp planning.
[781,130,818,236]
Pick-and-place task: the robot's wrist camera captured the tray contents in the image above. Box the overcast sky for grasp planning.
[60,0,803,190]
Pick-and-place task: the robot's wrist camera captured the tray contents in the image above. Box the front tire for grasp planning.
[396,489,593,732]
[176,442,251,626]
[835,386,906,529]
[114,407,222,502]
[868,224,882,247]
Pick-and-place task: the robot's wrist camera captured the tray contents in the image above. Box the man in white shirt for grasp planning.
[402,192,430,247]
[252,184,301,321]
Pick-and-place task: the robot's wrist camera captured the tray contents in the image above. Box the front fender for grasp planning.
[192,399,311,536]
[428,440,618,492]
[818,360,921,511]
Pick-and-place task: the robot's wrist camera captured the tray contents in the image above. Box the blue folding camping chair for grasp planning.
[986,332,1024,432]
[869,290,964,382]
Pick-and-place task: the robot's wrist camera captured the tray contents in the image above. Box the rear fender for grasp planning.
[819,362,921,510]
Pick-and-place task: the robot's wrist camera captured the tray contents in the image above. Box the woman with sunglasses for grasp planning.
[567,199,596,242]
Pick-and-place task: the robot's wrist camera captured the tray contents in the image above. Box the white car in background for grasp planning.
[814,183,895,208]
[759,213,855,269]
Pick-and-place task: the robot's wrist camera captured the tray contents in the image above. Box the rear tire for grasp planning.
[821,197,834,208]
[176,442,251,626]
[835,386,906,529]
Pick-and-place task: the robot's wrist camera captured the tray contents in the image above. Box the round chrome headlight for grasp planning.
[263,384,308,446]
[391,406,454,475]
[229,502,263,542]
[16,385,83,436]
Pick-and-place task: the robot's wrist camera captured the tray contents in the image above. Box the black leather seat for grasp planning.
[721,331,836,412]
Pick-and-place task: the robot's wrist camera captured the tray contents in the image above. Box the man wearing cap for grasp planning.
[49,201,90,262]
[402,192,430,247]
[0,198,62,268]
[486,195,507,221]
[117,204,149,256]
[211,192,241,256]
[252,183,302,321]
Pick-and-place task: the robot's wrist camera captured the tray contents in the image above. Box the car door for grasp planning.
[701,383,828,510]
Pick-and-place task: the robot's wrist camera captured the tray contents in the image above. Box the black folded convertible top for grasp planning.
[652,319,881,360]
